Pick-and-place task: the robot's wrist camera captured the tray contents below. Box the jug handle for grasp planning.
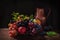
[46,8,51,19]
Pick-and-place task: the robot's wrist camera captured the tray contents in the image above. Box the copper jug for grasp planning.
[35,8,51,25]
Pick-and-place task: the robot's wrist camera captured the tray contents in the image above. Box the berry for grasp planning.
[17,22,22,27]
[32,28,36,33]
[30,28,37,35]
[28,22,34,29]
[36,25,42,30]
[28,22,34,26]
[23,20,29,27]
[34,24,42,32]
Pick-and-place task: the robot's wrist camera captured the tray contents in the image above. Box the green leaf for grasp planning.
[47,31,57,37]
[30,14,34,19]
[15,13,19,15]
[12,12,19,16]
[11,12,20,21]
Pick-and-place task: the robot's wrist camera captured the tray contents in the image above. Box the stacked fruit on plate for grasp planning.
[8,12,46,38]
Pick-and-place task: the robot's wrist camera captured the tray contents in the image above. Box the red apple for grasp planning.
[12,23,17,29]
[9,30,17,37]
[18,27,26,34]
[9,31,14,37]
[8,23,13,27]
[9,27,12,31]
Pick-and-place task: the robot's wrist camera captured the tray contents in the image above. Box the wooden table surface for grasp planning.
[0,28,60,40]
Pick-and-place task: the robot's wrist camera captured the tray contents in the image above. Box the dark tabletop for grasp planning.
[0,28,60,40]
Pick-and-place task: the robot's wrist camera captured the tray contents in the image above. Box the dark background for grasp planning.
[0,0,59,32]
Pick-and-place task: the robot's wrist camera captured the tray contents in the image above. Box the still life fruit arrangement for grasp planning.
[8,12,57,38]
